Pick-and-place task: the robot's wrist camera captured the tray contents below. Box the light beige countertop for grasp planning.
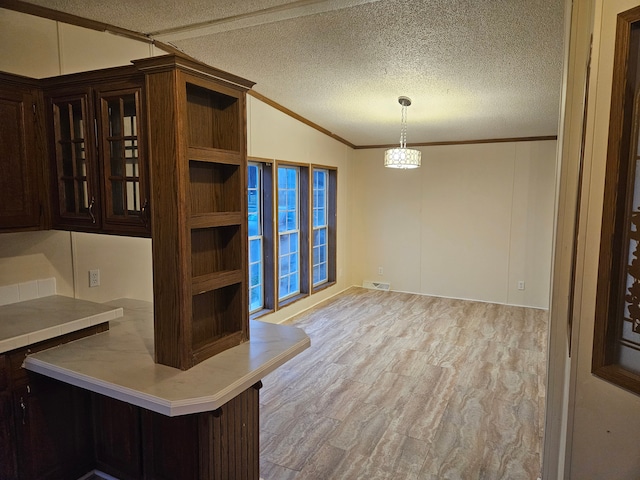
[24,299,310,416]
[0,295,123,353]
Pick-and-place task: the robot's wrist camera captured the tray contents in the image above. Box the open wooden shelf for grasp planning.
[186,82,240,151]
[191,283,244,352]
[137,54,253,370]
[189,160,241,214]
[190,225,242,277]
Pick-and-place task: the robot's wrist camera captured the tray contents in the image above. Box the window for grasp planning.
[278,166,300,300]
[248,159,335,316]
[312,166,336,291]
[312,169,328,286]
[248,163,263,312]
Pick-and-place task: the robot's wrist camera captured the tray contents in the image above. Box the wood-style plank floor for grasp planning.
[259,287,547,480]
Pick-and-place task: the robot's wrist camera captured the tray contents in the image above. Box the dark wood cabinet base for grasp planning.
[93,382,261,480]
[1,326,261,480]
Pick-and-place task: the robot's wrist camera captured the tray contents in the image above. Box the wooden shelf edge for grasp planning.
[192,270,243,294]
[188,147,241,165]
[190,212,242,229]
[191,331,248,367]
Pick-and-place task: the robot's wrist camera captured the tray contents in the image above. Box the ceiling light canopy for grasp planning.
[384,96,421,169]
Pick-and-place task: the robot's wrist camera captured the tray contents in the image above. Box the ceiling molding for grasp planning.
[248,90,356,149]
[1,0,151,43]
[149,0,383,41]
[357,135,559,150]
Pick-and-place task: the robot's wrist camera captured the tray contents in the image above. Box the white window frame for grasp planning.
[248,162,264,313]
[312,168,329,286]
[277,165,301,301]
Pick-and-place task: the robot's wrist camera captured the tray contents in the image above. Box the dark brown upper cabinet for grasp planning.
[44,70,149,236]
[0,73,48,232]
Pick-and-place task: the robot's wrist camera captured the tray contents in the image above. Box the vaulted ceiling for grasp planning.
[16,0,566,147]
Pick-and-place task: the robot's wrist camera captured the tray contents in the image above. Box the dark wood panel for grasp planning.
[13,377,94,480]
[146,69,192,370]
[209,384,260,480]
[141,410,200,480]
[0,391,18,480]
[190,212,242,229]
[192,270,243,295]
[93,394,143,480]
[188,146,241,165]
[0,82,41,230]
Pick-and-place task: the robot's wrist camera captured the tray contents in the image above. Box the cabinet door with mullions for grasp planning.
[96,85,149,235]
[49,90,101,230]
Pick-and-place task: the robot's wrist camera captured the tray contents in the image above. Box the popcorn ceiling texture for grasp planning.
[21,0,565,145]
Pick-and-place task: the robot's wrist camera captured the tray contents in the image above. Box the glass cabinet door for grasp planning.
[97,87,149,234]
[50,92,100,229]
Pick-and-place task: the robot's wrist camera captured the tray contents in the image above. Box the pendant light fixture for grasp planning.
[384,96,421,169]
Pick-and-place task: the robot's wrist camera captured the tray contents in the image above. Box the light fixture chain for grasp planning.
[400,103,408,149]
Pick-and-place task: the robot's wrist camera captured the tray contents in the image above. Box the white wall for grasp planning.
[0,231,74,297]
[350,141,556,309]
[561,0,640,478]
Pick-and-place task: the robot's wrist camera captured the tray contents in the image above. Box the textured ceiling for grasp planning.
[21,0,565,146]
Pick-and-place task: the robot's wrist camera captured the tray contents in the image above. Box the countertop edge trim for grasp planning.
[171,336,312,415]
[24,334,311,417]
[24,357,175,415]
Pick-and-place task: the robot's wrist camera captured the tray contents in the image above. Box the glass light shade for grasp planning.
[384,147,422,169]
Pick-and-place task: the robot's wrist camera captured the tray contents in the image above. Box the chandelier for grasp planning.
[384,96,421,169]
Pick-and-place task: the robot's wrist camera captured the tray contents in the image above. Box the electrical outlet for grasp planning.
[378,267,384,275]
[517,280,525,291]
[89,269,100,288]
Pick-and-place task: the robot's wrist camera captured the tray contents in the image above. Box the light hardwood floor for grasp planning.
[259,287,547,480]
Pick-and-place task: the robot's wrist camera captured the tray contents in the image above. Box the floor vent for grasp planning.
[362,280,391,291]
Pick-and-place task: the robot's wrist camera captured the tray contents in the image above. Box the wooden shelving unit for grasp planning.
[134,55,254,370]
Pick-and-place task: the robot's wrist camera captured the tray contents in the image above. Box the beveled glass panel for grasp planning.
[108,99,122,137]
[61,143,73,176]
[126,180,140,212]
[63,180,75,212]
[111,181,124,215]
[110,140,123,176]
[80,179,89,210]
[125,140,138,177]
[71,102,84,140]
[75,143,86,177]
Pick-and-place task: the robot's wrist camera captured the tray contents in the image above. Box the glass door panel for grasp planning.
[51,94,97,227]
[98,87,147,233]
